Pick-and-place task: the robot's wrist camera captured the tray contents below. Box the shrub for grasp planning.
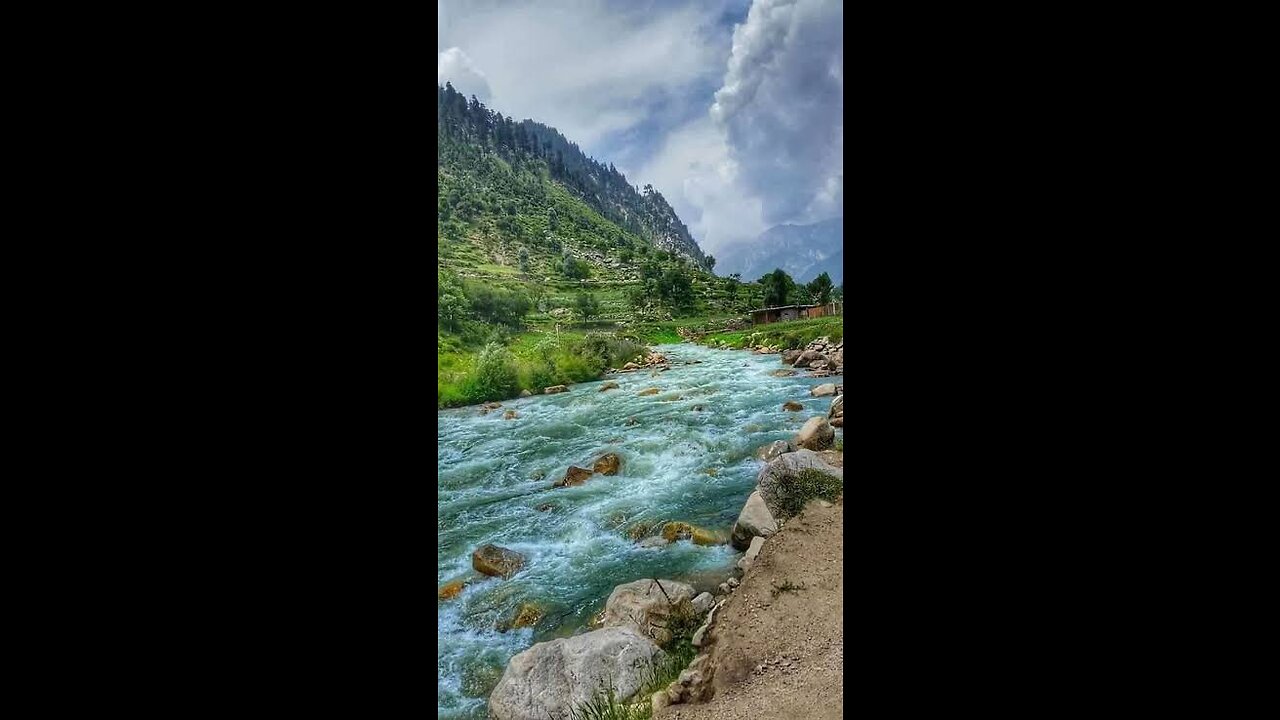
[467,343,518,403]
[776,468,843,517]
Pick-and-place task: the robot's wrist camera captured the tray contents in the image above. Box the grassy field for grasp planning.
[700,316,843,349]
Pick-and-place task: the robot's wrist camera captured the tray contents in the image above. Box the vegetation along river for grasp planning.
[437,342,835,718]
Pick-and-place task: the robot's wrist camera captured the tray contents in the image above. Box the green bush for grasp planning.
[776,468,844,517]
[466,342,519,403]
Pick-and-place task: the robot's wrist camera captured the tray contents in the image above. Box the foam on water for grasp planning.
[437,343,837,718]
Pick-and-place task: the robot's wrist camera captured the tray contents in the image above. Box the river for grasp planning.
[437,342,835,718]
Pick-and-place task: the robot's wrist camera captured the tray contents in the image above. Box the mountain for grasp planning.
[715,218,843,286]
[437,83,710,270]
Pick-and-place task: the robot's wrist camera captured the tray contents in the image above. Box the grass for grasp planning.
[776,467,844,518]
[701,316,844,350]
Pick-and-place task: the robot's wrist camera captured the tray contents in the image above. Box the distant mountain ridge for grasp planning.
[716,218,843,285]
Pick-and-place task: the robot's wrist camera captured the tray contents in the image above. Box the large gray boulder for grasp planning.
[731,490,778,550]
[829,394,844,419]
[793,350,823,367]
[795,416,835,450]
[602,578,696,646]
[488,626,665,720]
[756,449,844,519]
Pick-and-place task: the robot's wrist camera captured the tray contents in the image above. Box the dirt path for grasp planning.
[659,494,843,720]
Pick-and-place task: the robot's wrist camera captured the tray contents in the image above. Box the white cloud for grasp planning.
[437,47,491,102]
[436,0,729,150]
[712,0,843,227]
[639,0,842,254]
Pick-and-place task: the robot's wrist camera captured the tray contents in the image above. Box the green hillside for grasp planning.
[437,83,766,408]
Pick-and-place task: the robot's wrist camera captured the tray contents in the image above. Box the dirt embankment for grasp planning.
[659,495,843,720]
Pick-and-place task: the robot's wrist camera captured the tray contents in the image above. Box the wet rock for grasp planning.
[661,522,722,545]
[496,602,545,632]
[624,362,640,370]
[599,381,619,392]
[555,466,594,487]
[544,385,568,394]
[624,417,639,426]
[503,409,519,420]
[438,577,468,600]
[831,417,844,427]
[795,416,835,450]
[472,544,526,578]
[771,369,797,377]
[520,389,533,397]
[535,503,556,512]
[488,626,665,720]
[783,400,804,412]
[638,536,670,548]
[638,387,660,396]
[829,394,844,419]
[755,440,796,462]
[592,453,622,476]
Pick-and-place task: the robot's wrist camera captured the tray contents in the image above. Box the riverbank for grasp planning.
[657,495,843,720]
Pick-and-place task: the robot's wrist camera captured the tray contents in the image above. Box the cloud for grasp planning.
[436,0,841,263]
[437,47,492,102]
[638,0,842,254]
[712,0,843,227]
[436,1,732,150]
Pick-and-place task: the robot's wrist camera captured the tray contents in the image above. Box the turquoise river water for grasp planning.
[437,342,840,718]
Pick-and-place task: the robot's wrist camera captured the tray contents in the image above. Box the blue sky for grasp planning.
[438,0,842,257]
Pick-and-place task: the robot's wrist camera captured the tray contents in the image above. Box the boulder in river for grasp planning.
[472,544,526,578]
[771,369,797,377]
[755,449,844,519]
[783,400,804,412]
[488,626,665,720]
[555,466,594,487]
[638,387,660,396]
[496,602,545,632]
[520,389,533,397]
[592,452,622,476]
[623,362,640,370]
[661,521,722,545]
[781,349,802,365]
[503,409,519,420]
[731,490,778,550]
[831,417,844,427]
[755,439,796,462]
[602,578,696,646]
[793,350,822,367]
[544,385,569,394]
[438,577,470,600]
[811,383,837,397]
[829,394,844,419]
[795,416,835,450]
[599,381,619,392]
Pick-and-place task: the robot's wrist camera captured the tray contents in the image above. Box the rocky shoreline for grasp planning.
[439,338,845,719]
